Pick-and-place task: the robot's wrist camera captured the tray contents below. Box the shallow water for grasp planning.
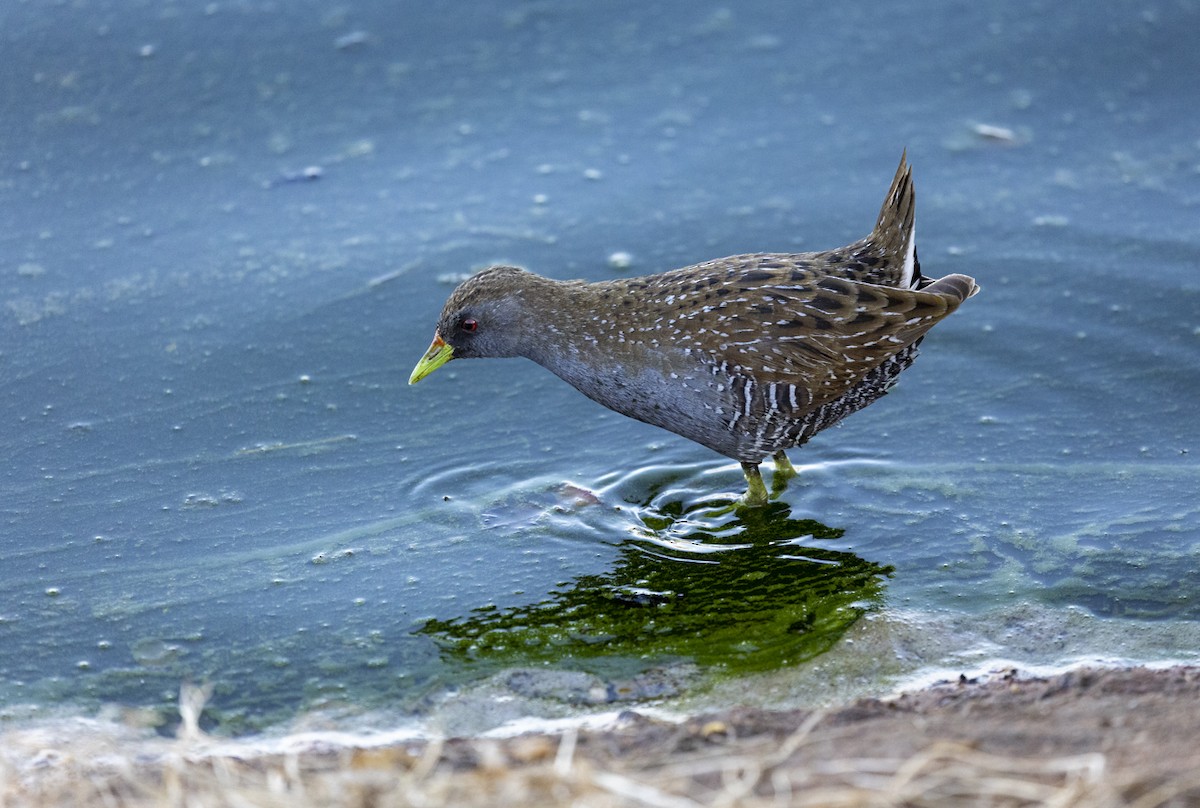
[2,0,1198,737]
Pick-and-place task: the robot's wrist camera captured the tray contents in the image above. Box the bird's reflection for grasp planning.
[420,488,893,677]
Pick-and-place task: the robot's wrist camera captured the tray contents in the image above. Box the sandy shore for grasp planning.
[3,665,1198,807]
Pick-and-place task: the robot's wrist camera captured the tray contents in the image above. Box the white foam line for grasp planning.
[196,724,434,759]
[481,706,686,739]
[178,707,689,762]
[885,655,1199,700]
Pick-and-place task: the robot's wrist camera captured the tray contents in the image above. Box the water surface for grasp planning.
[2,0,1198,736]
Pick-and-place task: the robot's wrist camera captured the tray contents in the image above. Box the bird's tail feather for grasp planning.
[868,151,920,289]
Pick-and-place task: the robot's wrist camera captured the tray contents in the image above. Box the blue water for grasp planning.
[2,0,1198,735]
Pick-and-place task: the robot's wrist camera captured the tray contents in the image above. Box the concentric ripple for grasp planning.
[418,458,895,678]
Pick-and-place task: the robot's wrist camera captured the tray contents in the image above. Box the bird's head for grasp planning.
[409,266,536,384]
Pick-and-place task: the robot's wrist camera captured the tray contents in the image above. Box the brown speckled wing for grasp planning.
[634,260,971,411]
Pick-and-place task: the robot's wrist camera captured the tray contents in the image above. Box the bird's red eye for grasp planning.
[460,318,478,333]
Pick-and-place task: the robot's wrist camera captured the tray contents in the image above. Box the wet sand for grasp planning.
[3,665,1198,806]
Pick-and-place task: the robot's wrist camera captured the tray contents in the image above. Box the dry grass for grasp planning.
[3,716,1198,807]
[4,671,1200,808]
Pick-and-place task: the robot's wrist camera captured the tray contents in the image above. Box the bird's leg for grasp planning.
[740,462,769,507]
[770,450,797,497]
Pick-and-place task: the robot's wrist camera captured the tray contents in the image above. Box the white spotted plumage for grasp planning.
[418,153,978,479]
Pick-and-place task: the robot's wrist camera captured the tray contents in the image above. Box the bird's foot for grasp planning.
[739,462,770,507]
[772,450,797,480]
[770,451,797,498]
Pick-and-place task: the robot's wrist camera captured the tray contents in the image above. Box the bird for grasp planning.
[409,154,977,506]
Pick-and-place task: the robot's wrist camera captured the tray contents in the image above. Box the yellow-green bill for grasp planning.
[408,335,454,384]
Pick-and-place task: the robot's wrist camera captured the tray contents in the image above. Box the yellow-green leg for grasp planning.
[740,462,769,507]
[770,450,797,497]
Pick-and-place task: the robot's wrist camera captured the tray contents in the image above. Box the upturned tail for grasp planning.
[821,152,924,290]
[837,153,980,300]
[868,151,920,289]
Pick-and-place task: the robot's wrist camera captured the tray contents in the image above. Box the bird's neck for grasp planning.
[512,277,668,384]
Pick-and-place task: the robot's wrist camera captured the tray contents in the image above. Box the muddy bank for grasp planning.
[4,666,1199,807]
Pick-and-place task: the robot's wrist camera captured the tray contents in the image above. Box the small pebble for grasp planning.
[608,251,633,269]
[973,123,1017,142]
[1033,214,1069,227]
[334,31,369,50]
